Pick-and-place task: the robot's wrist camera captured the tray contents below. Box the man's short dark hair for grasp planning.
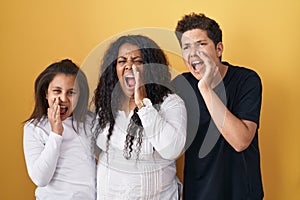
[175,13,222,47]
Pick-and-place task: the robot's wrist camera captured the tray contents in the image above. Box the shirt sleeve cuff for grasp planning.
[137,105,157,128]
[49,131,63,143]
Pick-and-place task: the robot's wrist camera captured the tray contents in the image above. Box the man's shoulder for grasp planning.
[171,72,199,98]
[225,62,261,84]
[173,72,192,80]
[172,72,195,87]
[226,62,259,76]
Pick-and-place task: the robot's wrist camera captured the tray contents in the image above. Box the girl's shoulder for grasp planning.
[23,117,51,139]
[24,117,48,129]
[85,111,96,125]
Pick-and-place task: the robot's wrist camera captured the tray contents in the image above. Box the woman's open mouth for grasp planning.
[125,75,136,88]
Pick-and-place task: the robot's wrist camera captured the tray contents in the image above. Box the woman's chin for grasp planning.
[122,86,134,96]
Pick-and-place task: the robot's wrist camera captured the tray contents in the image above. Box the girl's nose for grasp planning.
[59,93,67,102]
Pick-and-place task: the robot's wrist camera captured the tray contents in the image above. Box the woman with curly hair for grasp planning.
[93,35,187,199]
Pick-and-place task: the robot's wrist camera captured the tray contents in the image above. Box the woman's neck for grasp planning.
[120,96,136,116]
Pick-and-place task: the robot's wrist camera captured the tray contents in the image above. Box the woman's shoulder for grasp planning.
[165,93,184,101]
[162,93,185,106]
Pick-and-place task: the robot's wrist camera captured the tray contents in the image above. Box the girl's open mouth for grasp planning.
[60,105,68,115]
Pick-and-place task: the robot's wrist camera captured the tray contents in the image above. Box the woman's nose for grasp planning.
[125,60,133,70]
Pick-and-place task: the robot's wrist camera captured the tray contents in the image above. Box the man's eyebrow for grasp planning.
[195,39,207,43]
[182,42,191,46]
[183,39,207,46]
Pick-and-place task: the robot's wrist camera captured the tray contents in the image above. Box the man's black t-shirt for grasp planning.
[172,62,264,200]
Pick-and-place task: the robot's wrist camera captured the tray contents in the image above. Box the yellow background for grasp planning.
[1,0,299,199]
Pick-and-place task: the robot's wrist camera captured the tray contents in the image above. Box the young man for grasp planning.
[172,13,264,200]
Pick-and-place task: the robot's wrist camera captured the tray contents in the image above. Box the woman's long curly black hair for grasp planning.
[93,35,173,159]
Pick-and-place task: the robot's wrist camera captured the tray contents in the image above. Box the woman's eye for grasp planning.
[134,60,143,64]
[117,60,126,64]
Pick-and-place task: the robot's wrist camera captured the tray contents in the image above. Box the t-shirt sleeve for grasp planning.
[232,70,262,128]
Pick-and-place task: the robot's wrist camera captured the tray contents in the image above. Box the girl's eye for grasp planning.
[68,91,77,95]
[53,90,61,94]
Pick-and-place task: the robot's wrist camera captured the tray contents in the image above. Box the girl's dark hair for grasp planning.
[93,35,173,159]
[175,12,222,47]
[26,59,90,133]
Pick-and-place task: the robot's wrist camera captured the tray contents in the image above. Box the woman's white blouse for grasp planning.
[96,94,187,200]
[23,116,96,200]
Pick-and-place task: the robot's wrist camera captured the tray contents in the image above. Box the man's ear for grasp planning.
[216,42,224,58]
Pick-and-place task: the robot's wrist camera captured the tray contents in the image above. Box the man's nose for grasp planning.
[189,44,198,57]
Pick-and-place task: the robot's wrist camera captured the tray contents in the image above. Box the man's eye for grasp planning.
[183,46,189,50]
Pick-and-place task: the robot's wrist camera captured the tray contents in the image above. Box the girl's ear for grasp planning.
[216,42,223,58]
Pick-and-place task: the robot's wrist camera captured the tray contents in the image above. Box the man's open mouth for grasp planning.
[191,60,204,70]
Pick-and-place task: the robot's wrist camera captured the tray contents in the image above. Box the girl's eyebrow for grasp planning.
[50,86,78,91]
[50,86,62,89]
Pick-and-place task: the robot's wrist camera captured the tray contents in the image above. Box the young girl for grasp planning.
[23,59,96,200]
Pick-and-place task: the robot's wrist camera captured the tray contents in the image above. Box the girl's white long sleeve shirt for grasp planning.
[23,116,96,200]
